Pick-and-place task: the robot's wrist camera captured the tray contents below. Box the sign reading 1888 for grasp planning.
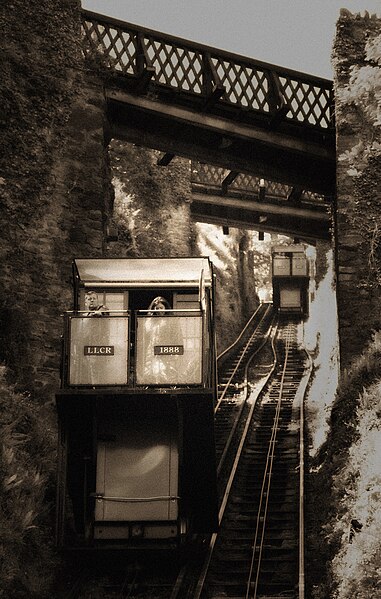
[154,345,184,355]
[84,346,114,355]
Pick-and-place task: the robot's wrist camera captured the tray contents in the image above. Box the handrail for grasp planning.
[81,10,332,84]
[81,9,334,131]
[65,309,129,314]
[137,309,201,313]
[217,303,264,363]
[191,162,330,204]
[64,309,201,314]
[296,348,313,599]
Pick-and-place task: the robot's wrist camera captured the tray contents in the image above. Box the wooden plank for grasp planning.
[108,122,335,197]
[190,203,329,242]
[108,111,335,195]
[221,171,239,194]
[157,153,175,166]
[287,187,303,203]
[134,66,156,93]
[191,192,330,221]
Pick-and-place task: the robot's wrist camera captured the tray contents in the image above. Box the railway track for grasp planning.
[214,304,275,475]
[189,317,311,599]
[62,310,311,599]
[61,557,180,598]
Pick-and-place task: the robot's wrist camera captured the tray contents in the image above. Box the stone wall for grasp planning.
[1,0,112,395]
[333,10,381,369]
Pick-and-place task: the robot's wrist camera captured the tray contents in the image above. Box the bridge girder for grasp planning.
[107,90,333,241]
[107,88,335,197]
[190,192,331,242]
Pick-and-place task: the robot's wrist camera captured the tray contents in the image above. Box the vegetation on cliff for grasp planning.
[0,367,56,598]
[0,0,82,388]
[305,18,381,596]
[1,0,81,223]
[334,19,381,292]
[108,140,196,258]
[308,332,381,599]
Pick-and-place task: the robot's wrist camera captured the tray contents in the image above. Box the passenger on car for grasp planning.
[147,296,171,315]
[84,291,109,316]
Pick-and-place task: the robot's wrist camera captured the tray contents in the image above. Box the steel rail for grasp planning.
[169,310,276,599]
[216,310,275,477]
[169,318,309,599]
[296,345,312,599]
[217,303,266,364]
[246,326,293,599]
[192,321,279,599]
[216,303,273,410]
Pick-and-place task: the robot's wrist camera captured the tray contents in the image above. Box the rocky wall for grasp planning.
[333,10,381,369]
[1,0,112,395]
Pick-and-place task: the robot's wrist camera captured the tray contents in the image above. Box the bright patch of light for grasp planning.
[111,445,168,477]
[301,248,339,454]
[196,223,237,270]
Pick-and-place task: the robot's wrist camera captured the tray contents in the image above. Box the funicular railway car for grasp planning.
[271,244,309,316]
[55,257,218,549]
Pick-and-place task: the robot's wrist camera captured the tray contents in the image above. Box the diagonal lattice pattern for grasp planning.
[279,77,333,128]
[144,37,203,93]
[81,11,334,132]
[213,58,269,111]
[82,18,137,74]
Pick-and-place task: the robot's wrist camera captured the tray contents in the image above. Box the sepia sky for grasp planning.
[81,0,381,79]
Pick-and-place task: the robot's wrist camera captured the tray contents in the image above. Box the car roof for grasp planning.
[73,257,213,288]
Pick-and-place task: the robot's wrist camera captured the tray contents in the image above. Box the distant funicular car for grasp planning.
[271,244,309,316]
[55,257,218,549]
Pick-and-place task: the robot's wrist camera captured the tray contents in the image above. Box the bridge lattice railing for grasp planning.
[82,10,334,131]
[191,163,329,205]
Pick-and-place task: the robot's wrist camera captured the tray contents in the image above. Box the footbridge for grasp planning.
[82,10,336,241]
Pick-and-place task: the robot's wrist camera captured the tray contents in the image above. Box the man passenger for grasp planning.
[84,291,109,316]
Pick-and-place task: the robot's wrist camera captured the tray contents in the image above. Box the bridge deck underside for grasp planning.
[107,91,335,196]
[108,94,333,241]
[190,187,331,242]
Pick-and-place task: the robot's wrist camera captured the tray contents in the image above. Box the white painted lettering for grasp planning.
[84,345,115,356]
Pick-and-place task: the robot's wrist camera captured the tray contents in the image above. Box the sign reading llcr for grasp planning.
[84,346,115,356]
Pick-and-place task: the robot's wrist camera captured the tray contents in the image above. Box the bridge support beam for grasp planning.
[190,192,330,242]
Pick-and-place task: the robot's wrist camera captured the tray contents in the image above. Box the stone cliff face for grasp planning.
[1,0,111,393]
[333,10,381,369]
